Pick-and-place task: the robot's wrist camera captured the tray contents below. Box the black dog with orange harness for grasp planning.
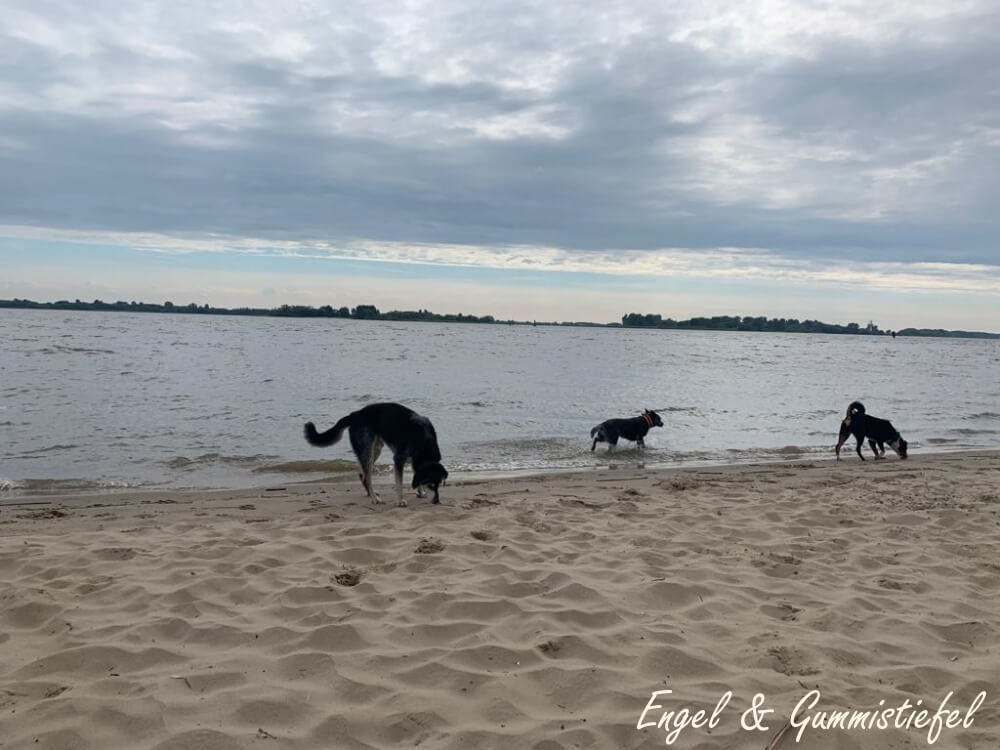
[590,409,664,453]
[835,400,908,460]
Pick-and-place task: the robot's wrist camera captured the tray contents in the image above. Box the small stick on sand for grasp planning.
[763,719,792,750]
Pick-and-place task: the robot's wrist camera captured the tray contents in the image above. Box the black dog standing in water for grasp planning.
[591,409,664,453]
[304,402,448,506]
[835,401,908,460]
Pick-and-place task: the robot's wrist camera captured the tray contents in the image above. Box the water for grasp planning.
[2,309,998,497]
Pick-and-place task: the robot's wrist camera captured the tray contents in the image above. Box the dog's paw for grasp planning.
[416,487,426,498]
[397,498,408,507]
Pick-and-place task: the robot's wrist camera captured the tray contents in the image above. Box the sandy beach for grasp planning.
[1,451,998,749]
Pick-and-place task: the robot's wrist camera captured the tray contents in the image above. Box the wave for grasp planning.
[252,459,359,474]
[35,345,115,355]
[16,444,78,457]
[752,445,812,456]
[453,437,840,474]
[164,453,278,470]
[166,454,360,475]
[0,477,138,497]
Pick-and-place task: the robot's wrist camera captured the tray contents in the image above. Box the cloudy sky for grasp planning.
[1,0,998,328]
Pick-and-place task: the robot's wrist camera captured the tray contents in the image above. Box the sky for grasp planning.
[1,0,998,329]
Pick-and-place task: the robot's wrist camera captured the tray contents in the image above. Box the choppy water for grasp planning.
[2,309,998,497]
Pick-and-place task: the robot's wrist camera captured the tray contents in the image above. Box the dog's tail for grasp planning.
[304,413,353,447]
[845,400,866,423]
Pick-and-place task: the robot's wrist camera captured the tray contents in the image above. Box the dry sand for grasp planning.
[1,451,998,749]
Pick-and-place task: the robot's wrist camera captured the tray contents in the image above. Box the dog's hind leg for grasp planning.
[350,428,382,502]
[835,421,851,459]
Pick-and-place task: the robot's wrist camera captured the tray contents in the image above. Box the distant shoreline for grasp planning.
[2,298,997,339]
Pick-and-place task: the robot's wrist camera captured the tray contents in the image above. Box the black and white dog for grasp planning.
[591,409,664,453]
[835,401,908,460]
[304,402,448,505]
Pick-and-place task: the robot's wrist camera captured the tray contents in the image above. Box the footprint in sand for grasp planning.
[765,645,820,676]
[21,508,69,520]
[415,538,445,554]
[761,602,802,621]
[614,489,645,503]
[95,547,137,561]
[332,568,363,587]
[537,639,562,655]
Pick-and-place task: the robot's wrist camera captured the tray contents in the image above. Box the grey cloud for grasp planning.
[1,0,998,267]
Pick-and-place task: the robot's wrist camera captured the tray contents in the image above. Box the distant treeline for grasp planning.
[2,298,997,338]
[894,327,1000,339]
[620,313,1000,338]
[0,298,535,325]
[622,313,885,335]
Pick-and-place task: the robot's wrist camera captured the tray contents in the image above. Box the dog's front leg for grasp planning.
[393,457,408,507]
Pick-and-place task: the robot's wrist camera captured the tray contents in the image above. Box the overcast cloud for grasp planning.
[1,0,998,306]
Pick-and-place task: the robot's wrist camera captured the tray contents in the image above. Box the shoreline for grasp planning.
[3,446,999,505]
[2,450,998,749]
